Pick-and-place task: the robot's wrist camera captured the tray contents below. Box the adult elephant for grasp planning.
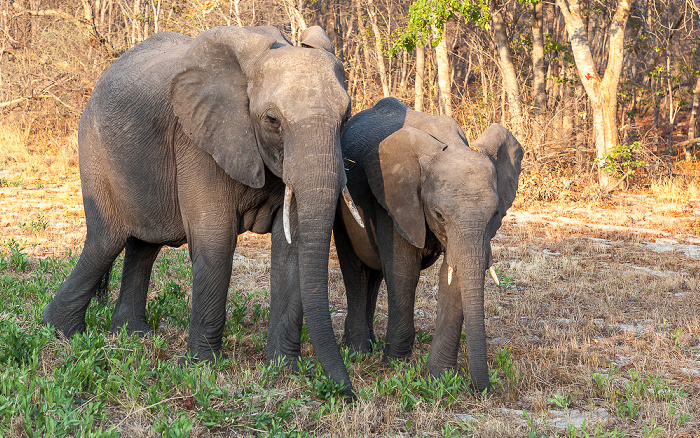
[334,97,523,392]
[42,25,362,398]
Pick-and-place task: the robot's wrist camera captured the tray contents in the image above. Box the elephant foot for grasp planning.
[178,349,229,365]
[266,353,300,369]
[382,345,413,363]
[110,312,153,337]
[345,336,376,359]
[43,299,86,338]
[109,319,153,337]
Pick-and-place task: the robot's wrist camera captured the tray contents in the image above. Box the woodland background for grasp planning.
[1,2,700,436]
[1,0,699,193]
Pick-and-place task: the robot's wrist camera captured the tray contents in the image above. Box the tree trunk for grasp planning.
[354,0,373,95]
[435,25,452,116]
[531,1,546,155]
[131,0,141,45]
[415,46,425,112]
[557,0,631,189]
[687,76,700,160]
[365,0,389,98]
[490,0,524,141]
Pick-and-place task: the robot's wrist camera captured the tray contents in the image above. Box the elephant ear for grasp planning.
[363,127,430,248]
[471,123,524,240]
[299,26,334,53]
[170,26,275,189]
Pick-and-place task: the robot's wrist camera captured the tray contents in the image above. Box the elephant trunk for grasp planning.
[446,222,490,393]
[284,124,354,398]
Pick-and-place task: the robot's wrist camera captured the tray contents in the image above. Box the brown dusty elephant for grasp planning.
[42,25,363,398]
[333,97,523,392]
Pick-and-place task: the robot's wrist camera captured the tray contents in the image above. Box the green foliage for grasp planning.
[594,141,646,179]
[372,357,469,410]
[493,347,522,388]
[18,212,50,233]
[390,0,490,55]
[153,413,194,437]
[547,392,572,410]
[146,279,190,330]
[3,239,30,272]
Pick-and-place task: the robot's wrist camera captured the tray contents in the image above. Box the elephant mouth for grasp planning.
[282,184,364,244]
[445,263,499,286]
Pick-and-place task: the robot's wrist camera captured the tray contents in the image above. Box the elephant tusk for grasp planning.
[489,266,500,285]
[283,185,293,245]
[342,186,365,228]
[447,265,454,285]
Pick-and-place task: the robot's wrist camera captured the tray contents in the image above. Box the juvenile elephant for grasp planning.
[334,97,523,392]
[43,25,362,397]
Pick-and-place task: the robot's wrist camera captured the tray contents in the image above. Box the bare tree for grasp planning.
[557,0,631,188]
[490,0,524,140]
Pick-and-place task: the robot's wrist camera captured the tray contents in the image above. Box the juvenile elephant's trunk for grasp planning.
[284,125,354,398]
[447,223,490,393]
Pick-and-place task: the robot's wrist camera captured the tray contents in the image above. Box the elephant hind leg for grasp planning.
[110,237,162,335]
[43,231,126,337]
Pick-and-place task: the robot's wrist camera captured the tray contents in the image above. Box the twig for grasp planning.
[674,136,700,150]
[115,393,197,427]
[42,91,75,111]
[0,97,28,108]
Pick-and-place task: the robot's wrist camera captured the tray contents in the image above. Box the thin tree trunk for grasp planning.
[365,0,389,97]
[399,49,408,94]
[490,0,524,140]
[415,46,425,112]
[557,0,630,189]
[685,77,700,160]
[355,0,374,94]
[531,1,546,155]
[434,25,452,116]
[132,0,140,45]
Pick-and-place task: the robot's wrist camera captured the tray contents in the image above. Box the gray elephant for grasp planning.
[333,97,523,392]
[42,25,362,397]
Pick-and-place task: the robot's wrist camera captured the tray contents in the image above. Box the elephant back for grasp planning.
[341,98,408,188]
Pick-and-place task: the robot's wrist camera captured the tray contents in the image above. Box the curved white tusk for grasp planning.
[447,265,454,285]
[489,266,500,285]
[283,185,293,244]
[342,186,365,228]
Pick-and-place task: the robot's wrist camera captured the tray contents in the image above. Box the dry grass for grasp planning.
[2,144,700,436]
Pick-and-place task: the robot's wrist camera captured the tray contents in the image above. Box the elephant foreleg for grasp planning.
[427,261,464,378]
[267,209,303,366]
[110,237,162,335]
[378,217,422,360]
[334,222,382,354]
[186,235,236,361]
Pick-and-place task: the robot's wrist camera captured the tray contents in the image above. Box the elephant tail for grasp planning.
[95,262,113,306]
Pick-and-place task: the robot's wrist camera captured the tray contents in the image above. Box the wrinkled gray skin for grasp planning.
[334,97,523,392]
[42,25,355,397]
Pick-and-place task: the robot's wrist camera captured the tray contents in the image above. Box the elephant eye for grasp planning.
[265,113,280,128]
[435,209,445,221]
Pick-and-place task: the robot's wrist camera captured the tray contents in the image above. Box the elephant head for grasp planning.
[169,26,356,394]
[363,123,523,392]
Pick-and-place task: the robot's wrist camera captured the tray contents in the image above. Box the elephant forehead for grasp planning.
[253,49,349,118]
[259,48,344,85]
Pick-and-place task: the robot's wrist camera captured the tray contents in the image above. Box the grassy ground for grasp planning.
[1,140,700,436]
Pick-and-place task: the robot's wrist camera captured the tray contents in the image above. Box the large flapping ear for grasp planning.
[363,127,435,248]
[471,123,524,240]
[299,26,334,53]
[170,26,275,189]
